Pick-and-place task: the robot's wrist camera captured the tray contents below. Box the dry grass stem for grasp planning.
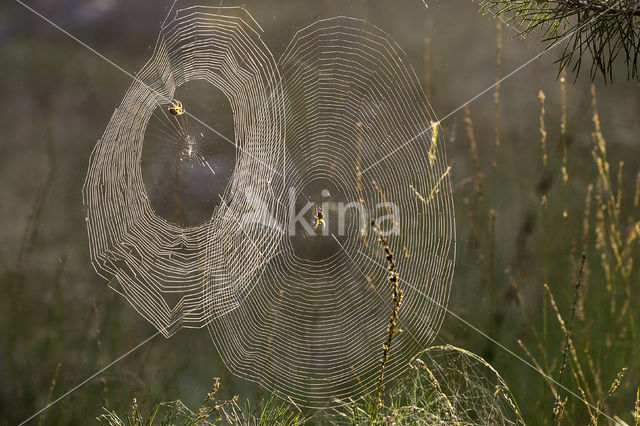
[370,218,404,413]
[538,90,547,166]
[410,166,451,206]
[494,20,502,148]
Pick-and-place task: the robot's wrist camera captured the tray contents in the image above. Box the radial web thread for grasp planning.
[84,4,456,408]
[83,5,286,335]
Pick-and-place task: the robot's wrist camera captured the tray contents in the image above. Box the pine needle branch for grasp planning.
[478,0,640,82]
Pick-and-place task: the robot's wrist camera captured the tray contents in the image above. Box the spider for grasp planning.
[312,204,325,231]
[168,99,185,116]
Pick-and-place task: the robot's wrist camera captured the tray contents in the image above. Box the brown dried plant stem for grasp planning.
[371,219,403,415]
[93,304,109,408]
[494,20,502,149]
[553,253,587,424]
[423,36,431,100]
[37,362,61,426]
[538,90,547,167]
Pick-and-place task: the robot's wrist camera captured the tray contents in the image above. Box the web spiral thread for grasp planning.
[84,5,455,407]
[83,5,285,336]
[208,16,455,407]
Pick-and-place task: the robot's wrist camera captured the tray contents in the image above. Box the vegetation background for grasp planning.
[1,0,639,424]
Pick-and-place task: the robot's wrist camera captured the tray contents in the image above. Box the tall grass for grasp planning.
[4,6,640,425]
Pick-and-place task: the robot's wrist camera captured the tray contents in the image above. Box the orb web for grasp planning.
[207,17,455,407]
[84,4,456,408]
[396,345,525,424]
[83,5,285,336]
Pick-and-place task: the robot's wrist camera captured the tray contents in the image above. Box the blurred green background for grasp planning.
[1,0,639,424]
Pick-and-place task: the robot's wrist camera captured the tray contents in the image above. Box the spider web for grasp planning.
[83,5,286,336]
[207,16,455,407]
[84,4,456,408]
[380,345,525,424]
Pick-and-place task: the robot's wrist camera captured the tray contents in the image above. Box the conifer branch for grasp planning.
[478,0,640,82]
